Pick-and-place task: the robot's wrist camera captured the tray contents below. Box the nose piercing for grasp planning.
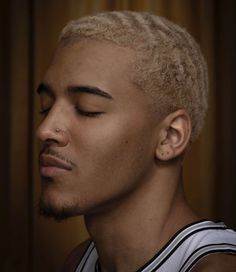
[55,128,61,133]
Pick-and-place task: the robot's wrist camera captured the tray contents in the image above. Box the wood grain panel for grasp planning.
[0,0,11,270]
[1,1,235,271]
[6,0,31,271]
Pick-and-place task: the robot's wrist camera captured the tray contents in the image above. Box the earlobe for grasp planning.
[155,146,176,161]
[155,110,191,161]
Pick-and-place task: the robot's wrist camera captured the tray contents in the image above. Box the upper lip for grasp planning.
[40,154,73,170]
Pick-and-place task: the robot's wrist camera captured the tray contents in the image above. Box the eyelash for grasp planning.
[39,107,103,118]
[75,107,103,117]
[39,108,50,115]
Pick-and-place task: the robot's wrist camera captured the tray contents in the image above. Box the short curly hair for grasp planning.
[59,11,208,142]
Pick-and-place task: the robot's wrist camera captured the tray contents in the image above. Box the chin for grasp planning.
[39,185,82,221]
[39,202,76,221]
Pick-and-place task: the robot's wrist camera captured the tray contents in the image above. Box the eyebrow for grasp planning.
[68,85,113,100]
[36,83,113,100]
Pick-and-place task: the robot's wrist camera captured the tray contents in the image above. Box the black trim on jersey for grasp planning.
[148,227,229,272]
[79,243,95,272]
[95,259,101,272]
[179,243,236,272]
[136,221,228,272]
[182,248,236,272]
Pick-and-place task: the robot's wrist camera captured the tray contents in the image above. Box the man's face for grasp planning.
[36,40,158,219]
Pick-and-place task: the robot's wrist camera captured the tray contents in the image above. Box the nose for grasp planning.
[36,112,69,147]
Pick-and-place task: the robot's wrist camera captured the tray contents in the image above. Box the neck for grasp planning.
[84,164,199,272]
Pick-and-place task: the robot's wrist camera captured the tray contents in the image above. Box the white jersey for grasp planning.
[75,220,236,272]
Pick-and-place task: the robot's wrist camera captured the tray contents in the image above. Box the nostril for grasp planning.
[36,126,69,147]
[45,138,59,145]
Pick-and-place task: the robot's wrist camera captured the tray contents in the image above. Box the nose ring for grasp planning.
[55,128,61,133]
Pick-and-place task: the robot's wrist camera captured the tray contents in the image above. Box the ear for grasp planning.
[155,109,191,161]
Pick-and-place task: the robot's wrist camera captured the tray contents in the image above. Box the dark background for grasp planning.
[0,0,236,271]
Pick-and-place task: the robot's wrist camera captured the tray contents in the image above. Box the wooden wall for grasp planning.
[0,0,235,271]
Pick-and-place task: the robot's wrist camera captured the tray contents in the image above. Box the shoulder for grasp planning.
[61,239,92,272]
[191,253,236,272]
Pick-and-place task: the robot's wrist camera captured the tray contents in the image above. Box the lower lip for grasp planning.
[40,166,70,177]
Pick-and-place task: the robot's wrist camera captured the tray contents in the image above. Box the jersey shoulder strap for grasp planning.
[139,220,236,272]
[75,220,236,272]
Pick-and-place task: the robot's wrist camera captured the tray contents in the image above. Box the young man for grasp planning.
[36,11,236,271]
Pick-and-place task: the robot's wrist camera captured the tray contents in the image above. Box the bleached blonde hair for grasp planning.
[60,11,208,142]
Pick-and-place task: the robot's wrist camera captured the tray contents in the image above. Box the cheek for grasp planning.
[51,116,157,213]
[72,118,154,188]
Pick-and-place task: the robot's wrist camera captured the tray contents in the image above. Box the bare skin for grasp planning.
[36,40,235,272]
[84,169,199,272]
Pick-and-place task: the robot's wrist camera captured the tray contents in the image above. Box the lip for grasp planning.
[39,154,73,177]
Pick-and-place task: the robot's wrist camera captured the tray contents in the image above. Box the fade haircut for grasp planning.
[60,11,208,142]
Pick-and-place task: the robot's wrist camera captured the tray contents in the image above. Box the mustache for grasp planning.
[39,147,76,168]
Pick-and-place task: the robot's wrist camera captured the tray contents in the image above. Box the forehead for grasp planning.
[44,40,136,93]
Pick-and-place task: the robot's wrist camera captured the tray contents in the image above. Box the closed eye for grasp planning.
[75,107,104,117]
[39,107,104,117]
[39,108,51,116]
